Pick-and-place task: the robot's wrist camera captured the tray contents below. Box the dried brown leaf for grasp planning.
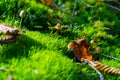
[73,39,93,61]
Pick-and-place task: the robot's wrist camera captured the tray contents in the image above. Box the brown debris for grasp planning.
[0,24,22,43]
[73,39,93,61]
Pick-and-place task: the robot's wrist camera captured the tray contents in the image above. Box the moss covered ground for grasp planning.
[0,0,120,80]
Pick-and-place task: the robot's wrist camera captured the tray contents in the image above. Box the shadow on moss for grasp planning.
[0,34,46,61]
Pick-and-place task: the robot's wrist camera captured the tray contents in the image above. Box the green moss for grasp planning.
[0,31,95,80]
[0,0,120,80]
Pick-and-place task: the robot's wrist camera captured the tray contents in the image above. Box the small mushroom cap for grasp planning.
[19,10,25,18]
[67,42,74,49]
[55,23,61,30]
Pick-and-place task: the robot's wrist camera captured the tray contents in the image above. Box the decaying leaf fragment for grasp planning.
[68,38,120,78]
[71,39,93,61]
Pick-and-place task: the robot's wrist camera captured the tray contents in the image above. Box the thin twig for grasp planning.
[105,3,120,13]
[112,1,120,5]
[103,0,119,1]
[80,0,94,8]
[84,60,104,80]
[90,52,120,62]
[104,0,120,3]
[72,0,77,15]
[101,54,120,61]
[88,63,104,80]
